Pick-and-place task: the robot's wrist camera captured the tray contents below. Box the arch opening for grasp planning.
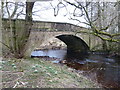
[56,34,90,54]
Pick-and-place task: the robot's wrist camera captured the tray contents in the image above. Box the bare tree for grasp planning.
[20,1,35,58]
[2,1,23,58]
[2,1,35,58]
[117,1,120,53]
[2,0,53,58]
[61,0,120,52]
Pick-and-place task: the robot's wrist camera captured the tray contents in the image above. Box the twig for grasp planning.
[13,81,19,88]
[0,41,13,53]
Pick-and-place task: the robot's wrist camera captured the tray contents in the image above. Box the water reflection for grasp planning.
[31,49,67,60]
[31,49,120,88]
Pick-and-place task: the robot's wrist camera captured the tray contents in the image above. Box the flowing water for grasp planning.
[31,49,120,88]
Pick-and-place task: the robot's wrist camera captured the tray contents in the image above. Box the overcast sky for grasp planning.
[32,0,86,27]
[2,0,86,27]
[3,0,117,27]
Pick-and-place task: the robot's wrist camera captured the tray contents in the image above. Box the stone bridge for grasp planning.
[2,18,102,57]
[25,30,102,56]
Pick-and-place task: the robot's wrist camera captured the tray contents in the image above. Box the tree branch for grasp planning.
[10,2,18,19]
[76,31,120,43]
[70,18,90,26]
[0,41,13,53]
[100,16,117,31]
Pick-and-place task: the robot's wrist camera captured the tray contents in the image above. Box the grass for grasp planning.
[1,58,100,88]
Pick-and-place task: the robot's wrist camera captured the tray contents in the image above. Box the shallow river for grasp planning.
[31,49,120,88]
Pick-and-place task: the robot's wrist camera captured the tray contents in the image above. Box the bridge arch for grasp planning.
[56,34,90,54]
[25,31,97,57]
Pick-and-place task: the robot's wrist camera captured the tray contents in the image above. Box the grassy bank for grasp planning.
[1,58,100,88]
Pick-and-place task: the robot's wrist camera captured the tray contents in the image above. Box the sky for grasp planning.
[32,0,86,27]
[2,0,87,27]
[31,0,117,27]
[2,0,117,27]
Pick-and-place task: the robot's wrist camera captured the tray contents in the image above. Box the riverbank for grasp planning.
[1,58,100,88]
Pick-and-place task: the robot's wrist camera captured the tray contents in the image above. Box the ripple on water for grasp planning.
[104,58,115,63]
[52,60,60,64]
[85,59,99,63]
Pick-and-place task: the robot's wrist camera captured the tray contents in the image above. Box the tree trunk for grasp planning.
[18,2,35,58]
[118,1,120,54]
